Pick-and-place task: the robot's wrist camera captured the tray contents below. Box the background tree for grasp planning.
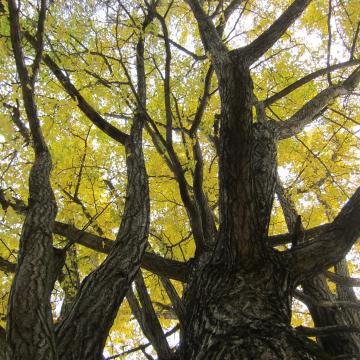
[0,0,359,359]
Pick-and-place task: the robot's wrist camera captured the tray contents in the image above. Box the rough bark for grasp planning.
[177,37,312,357]
[2,1,360,359]
[177,2,360,358]
[6,1,59,359]
[6,150,58,360]
[181,257,329,359]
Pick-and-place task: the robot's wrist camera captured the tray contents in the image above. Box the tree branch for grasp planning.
[296,325,360,337]
[233,0,311,64]
[263,59,360,107]
[3,101,31,145]
[190,65,214,135]
[184,0,228,68]
[276,66,360,140]
[160,276,185,326]
[154,12,173,145]
[6,1,59,358]
[284,186,360,283]
[25,32,130,145]
[131,271,173,359]
[7,0,48,154]
[295,289,360,310]
[54,221,188,282]
[0,255,16,273]
[325,271,360,288]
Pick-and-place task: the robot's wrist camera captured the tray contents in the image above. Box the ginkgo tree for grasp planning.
[0,0,360,359]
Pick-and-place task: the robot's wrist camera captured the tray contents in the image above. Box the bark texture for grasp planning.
[181,258,328,359]
[3,1,360,359]
[7,152,58,360]
[6,1,58,358]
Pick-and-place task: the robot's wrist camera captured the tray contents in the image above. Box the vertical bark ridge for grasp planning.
[6,1,59,358]
[217,61,276,264]
[181,257,325,359]
[7,151,58,360]
[217,63,256,263]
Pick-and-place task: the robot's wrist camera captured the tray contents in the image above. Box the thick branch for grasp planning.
[7,2,58,359]
[296,325,360,337]
[0,188,188,282]
[295,289,360,310]
[54,222,187,282]
[160,276,185,326]
[325,270,360,288]
[7,0,48,154]
[0,255,16,273]
[3,101,31,144]
[276,66,360,140]
[263,59,360,107]
[192,138,217,246]
[154,12,173,145]
[0,221,189,283]
[233,0,311,64]
[190,65,214,135]
[25,33,129,145]
[284,186,360,283]
[132,271,173,359]
[185,0,228,67]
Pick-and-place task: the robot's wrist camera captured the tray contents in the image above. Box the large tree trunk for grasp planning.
[178,58,318,357]
[181,257,328,359]
[6,152,58,360]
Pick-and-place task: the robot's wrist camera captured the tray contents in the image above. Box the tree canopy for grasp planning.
[0,0,359,359]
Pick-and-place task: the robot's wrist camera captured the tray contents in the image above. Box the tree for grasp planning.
[0,0,359,359]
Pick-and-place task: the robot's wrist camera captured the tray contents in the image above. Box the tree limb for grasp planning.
[0,255,16,273]
[233,0,311,64]
[295,289,360,310]
[53,222,188,282]
[284,186,360,283]
[325,270,360,288]
[25,32,130,145]
[263,59,360,107]
[184,0,228,68]
[3,101,31,144]
[160,276,185,326]
[276,66,360,140]
[296,325,360,337]
[131,271,173,359]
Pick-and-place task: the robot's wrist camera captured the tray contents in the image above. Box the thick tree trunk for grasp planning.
[6,152,58,360]
[180,257,328,359]
[178,53,330,359]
